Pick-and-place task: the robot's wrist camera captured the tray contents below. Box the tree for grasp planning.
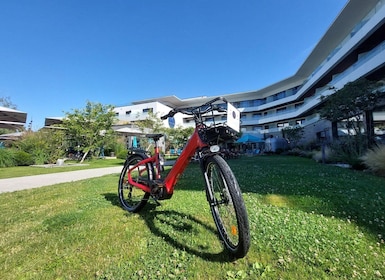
[0,96,17,109]
[62,101,117,163]
[320,77,384,147]
[164,126,194,151]
[282,126,304,148]
[134,111,195,153]
[135,111,164,134]
[133,111,165,151]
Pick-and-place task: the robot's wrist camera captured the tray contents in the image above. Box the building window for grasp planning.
[239,100,250,107]
[254,99,266,106]
[277,122,289,128]
[142,108,153,113]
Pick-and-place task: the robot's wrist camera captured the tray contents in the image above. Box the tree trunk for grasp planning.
[80,150,89,163]
[331,121,339,141]
[365,110,375,148]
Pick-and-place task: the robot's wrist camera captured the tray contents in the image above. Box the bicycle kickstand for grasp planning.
[150,194,162,206]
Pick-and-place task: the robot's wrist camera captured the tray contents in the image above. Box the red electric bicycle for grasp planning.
[118,97,250,258]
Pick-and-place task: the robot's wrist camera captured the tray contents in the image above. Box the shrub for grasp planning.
[112,138,128,159]
[312,146,332,163]
[116,149,129,160]
[14,150,34,166]
[13,130,66,164]
[328,137,366,169]
[0,148,16,167]
[32,149,49,165]
[362,145,385,176]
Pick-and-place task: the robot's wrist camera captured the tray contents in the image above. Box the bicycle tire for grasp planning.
[118,154,153,213]
[204,154,250,258]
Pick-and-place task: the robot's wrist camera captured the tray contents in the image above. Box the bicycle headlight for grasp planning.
[210,145,220,153]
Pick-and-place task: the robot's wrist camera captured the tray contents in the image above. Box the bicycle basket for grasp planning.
[202,124,238,145]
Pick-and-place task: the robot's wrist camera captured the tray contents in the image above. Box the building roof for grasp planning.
[44,117,64,127]
[0,106,27,129]
[129,0,381,109]
[0,131,24,140]
[296,0,379,77]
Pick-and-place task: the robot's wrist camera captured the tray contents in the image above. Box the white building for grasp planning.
[113,0,385,144]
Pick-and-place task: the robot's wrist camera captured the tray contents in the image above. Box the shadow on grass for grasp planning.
[103,192,121,207]
[104,155,385,257]
[138,208,234,262]
[102,192,233,262]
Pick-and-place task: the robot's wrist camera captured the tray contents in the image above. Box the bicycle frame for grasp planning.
[126,125,208,196]
[120,97,250,258]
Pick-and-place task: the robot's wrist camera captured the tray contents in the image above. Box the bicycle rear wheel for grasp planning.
[118,154,153,213]
[204,154,250,258]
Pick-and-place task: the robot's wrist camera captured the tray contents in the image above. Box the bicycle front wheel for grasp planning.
[118,154,153,213]
[204,154,250,258]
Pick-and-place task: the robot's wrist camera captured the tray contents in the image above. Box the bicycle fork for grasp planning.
[199,153,225,207]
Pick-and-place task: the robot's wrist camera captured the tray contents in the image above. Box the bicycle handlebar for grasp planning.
[160,97,228,120]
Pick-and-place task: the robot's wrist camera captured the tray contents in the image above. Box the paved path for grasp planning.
[0,166,123,194]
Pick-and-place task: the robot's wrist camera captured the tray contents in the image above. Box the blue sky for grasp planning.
[0,0,347,130]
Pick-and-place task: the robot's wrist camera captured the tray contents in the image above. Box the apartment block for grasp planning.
[113,0,385,144]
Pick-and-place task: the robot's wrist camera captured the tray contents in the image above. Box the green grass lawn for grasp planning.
[1,155,385,279]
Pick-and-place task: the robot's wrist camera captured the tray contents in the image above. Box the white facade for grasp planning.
[113,101,187,128]
[114,0,385,143]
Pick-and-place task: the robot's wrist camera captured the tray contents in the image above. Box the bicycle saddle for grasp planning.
[146,134,163,141]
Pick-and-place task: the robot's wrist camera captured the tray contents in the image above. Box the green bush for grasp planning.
[312,146,332,163]
[0,148,16,167]
[112,138,128,160]
[329,136,366,169]
[32,149,49,165]
[362,145,385,176]
[14,150,34,166]
[13,130,66,164]
[116,149,128,160]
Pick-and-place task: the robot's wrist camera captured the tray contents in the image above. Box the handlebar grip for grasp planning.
[160,109,176,120]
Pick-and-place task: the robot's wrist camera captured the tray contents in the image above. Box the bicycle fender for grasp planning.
[126,152,148,162]
[199,152,221,171]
